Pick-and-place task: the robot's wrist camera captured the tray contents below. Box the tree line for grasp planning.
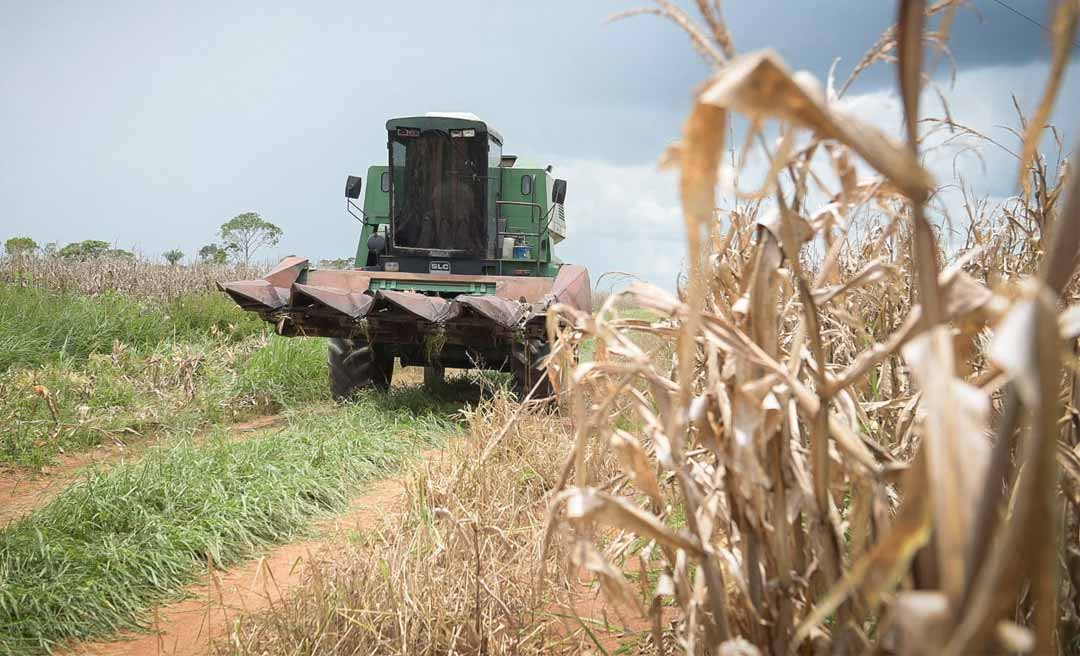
[4,212,282,265]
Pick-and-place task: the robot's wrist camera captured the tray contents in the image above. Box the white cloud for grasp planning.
[838,59,1077,252]
[548,157,686,291]
[543,58,1079,292]
[839,57,1078,201]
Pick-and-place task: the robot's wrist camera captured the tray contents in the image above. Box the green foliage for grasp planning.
[162,249,184,265]
[318,257,353,270]
[0,332,335,469]
[56,240,132,260]
[3,237,37,256]
[198,243,228,263]
[0,396,455,654]
[165,291,266,342]
[57,240,109,259]
[232,337,329,411]
[0,284,350,468]
[219,212,283,264]
[0,285,263,372]
[1,342,199,468]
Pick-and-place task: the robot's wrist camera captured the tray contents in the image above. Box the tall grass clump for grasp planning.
[230,336,331,412]
[0,392,456,655]
[0,285,263,371]
[0,333,332,469]
[0,252,316,467]
[531,2,1080,654]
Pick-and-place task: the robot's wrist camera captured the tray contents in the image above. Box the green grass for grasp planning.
[0,391,462,655]
[579,306,667,363]
[0,285,264,372]
[0,334,330,469]
[0,283,332,468]
[231,335,332,411]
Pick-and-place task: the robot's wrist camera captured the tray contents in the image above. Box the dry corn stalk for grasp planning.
[0,254,259,302]
[542,2,1080,653]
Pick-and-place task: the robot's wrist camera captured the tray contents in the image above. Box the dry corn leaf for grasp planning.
[889,591,950,656]
[756,207,814,256]
[1058,303,1080,339]
[571,540,644,615]
[989,289,1046,406]
[717,637,762,656]
[994,621,1035,654]
[897,0,925,148]
[562,487,704,557]
[696,50,934,201]
[610,430,664,508]
[1058,443,1080,507]
[902,326,990,608]
[829,267,1001,393]
[1018,0,1078,194]
[812,259,898,305]
[795,454,932,646]
[947,285,1063,654]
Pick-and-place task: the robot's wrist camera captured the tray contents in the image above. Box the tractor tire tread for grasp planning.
[511,338,552,401]
[328,337,393,401]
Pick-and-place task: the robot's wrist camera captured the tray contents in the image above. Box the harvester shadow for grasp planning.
[347,369,510,418]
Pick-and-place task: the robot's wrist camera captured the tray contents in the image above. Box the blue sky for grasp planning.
[2,1,1077,287]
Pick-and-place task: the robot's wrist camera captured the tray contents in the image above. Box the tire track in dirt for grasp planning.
[0,414,284,527]
[65,451,440,656]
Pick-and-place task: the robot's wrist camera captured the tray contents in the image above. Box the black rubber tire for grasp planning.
[328,337,394,401]
[423,365,445,389]
[511,338,552,400]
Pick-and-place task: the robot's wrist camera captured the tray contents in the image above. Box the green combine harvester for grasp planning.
[220,112,591,399]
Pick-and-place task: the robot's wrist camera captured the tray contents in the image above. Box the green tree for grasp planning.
[318,257,353,270]
[58,240,111,260]
[4,237,38,256]
[198,244,228,264]
[163,249,184,265]
[56,240,132,260]
[219,212,282,264]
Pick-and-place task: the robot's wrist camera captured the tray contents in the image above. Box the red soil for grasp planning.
[65,456,433,656]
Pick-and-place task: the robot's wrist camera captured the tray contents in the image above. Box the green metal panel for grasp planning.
[353,165,390,267]
[362,165,391,222]
[495,167,557,273]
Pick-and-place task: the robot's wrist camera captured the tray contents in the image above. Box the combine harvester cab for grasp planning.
[220,113,590,399]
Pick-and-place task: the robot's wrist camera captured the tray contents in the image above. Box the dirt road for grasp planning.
[64,451,436,656]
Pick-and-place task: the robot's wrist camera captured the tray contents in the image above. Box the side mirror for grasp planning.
[552,179,568,204]
[345,175,363,199]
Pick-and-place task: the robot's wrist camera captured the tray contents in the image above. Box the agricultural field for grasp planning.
[4,2,1080,656]
[0,257,477,653]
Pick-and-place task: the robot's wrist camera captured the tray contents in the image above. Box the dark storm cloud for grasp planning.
[567,1,1065,113]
